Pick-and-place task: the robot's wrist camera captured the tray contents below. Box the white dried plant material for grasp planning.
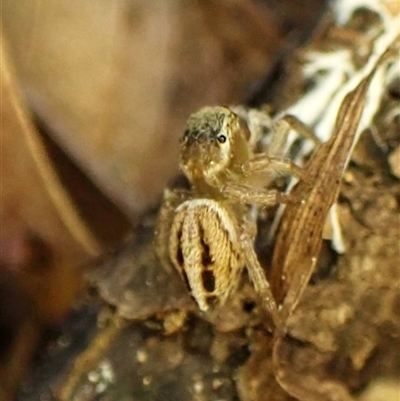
[270,0,400,252]
[284,1,399,147]
[283,49,354,134]
[327,204,346,254]
[333,0,398,26]
[386,58,400,88]
[87,360,115,394]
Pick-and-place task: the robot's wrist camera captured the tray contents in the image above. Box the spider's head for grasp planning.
[180,106,247,183]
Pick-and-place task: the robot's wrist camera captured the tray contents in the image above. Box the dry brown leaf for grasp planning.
[270,58,388,327]
[1,34,102,400]
[271,43,396,401]
[1,35,100,322]
[2,0,282,216]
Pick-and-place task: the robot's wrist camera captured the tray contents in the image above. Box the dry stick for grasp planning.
[57,315,126,401]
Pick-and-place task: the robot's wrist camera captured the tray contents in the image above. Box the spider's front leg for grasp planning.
[242,154,311,183]
[221,151,311,207]
[220,154,311,207]
[239,215,282,329]
[243,114,318,185]
[268,114,321,158]
[221,183,296,207]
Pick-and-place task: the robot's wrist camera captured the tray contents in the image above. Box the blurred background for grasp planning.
[1,1,329,399]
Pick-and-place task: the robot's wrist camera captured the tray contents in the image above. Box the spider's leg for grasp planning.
[242,154,311,183]
[268,115,320,158]
[222,183,298,206]
[240,217,282,329]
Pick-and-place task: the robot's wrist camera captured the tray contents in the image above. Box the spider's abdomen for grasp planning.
[169,199,243,311]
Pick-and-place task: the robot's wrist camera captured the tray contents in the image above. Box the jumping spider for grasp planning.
[156,106,312,328]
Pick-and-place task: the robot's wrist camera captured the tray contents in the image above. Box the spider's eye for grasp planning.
[217,135,227,144]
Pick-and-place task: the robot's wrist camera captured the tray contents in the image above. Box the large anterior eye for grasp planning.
[217,135,227,144]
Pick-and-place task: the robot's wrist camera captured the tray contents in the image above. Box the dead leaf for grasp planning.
[267,38,400,398]
[270,53,392,326]
[2,0,282,216]
[1,35,100,322]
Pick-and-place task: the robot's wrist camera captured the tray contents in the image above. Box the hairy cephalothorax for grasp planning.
[156,106,311,328]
